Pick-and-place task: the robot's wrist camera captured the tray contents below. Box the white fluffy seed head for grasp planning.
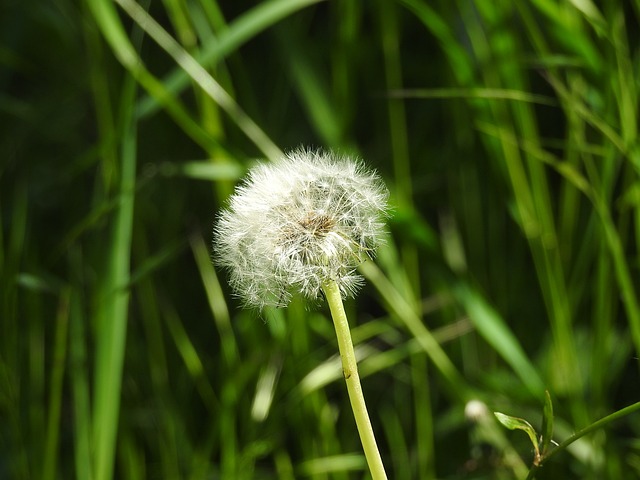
[464,399,490,422]
[213,148,390,309]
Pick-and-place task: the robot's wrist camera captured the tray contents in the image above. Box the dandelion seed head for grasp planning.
[213,148,390,309]
[464,399,489,423]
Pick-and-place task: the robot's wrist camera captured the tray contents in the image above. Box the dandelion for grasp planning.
[214,147,389,309]
[465,399,490,423]
[213,148,390,479]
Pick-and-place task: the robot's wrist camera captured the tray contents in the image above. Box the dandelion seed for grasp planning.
[213,148,389,309]
[465,399,490,422]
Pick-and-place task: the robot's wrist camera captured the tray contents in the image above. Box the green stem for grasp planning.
[322,280,388,480]
[526,400,640,479]
[545,401,640,463]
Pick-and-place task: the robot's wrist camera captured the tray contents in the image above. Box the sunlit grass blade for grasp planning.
[477,121,640,366]
[190,232,238,366]
[276,30,342,146]
[389,87,558,106]
[163,305,219,409]
[137,0,328,118]
[454,283,546,397]
[86,0,222,151]
[359,260,470,402]
[297,454,367,476]
[115,0,283,160]
[398,0,473,84]
[159,160,245,182]
[91,69,138,480]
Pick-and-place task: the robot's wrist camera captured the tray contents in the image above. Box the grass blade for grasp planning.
[91,63,138,480]
[115,0,283,160]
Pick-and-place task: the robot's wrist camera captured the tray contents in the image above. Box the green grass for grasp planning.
[2,0,640,478]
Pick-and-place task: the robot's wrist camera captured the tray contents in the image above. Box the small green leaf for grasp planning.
[540,390,554,457]
[494,411,540,458]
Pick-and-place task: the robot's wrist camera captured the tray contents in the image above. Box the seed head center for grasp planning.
[298,213,335,236]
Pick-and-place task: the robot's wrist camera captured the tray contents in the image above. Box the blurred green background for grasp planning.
[2,0,640,478]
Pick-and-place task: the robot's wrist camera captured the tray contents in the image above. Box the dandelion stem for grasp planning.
[323,279,388,480]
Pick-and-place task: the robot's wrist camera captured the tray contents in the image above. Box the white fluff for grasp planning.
[213,148,390,309]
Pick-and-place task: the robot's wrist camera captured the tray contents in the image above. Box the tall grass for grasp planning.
[2,0,640,478]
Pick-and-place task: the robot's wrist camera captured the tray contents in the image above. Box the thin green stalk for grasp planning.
[526,401,640,479]
[69,286,92,480]
[411,354,434,479]
[322,280,388,480]
[546,401,640,462]
[190,233,238,367]
[42,288,71,480]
